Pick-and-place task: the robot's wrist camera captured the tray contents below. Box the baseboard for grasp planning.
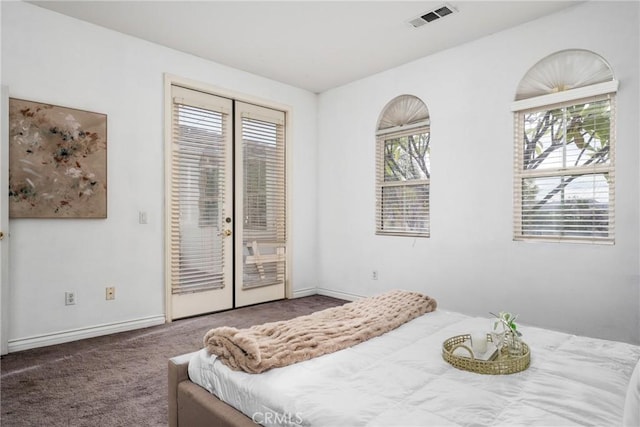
[292,287,364,302]
[291,287,318,298]
[315,288,363,302]
[7,292,364,352]
[7,315,166,353]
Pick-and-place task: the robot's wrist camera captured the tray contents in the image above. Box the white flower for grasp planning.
[65,167,83,178]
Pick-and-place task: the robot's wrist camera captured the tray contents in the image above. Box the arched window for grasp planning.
[375,95,430,237]
[511,49,617,243]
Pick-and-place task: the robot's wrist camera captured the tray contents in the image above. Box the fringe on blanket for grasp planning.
[203,289,437,374]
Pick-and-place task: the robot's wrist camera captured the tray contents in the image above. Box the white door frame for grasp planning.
[1,86,10,355]
[163,74,293,321]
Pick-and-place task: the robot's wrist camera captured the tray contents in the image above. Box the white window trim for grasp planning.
[511,80,618,112]
[513,92,616,244]
[375,126,431,238]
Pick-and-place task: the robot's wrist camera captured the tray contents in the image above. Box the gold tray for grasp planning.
[442,334,530,375]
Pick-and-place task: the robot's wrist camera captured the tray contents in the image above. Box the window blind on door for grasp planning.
[170,88,231,294]
[238,107,286,290]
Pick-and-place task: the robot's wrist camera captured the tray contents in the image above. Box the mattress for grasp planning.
[188,309,640,427]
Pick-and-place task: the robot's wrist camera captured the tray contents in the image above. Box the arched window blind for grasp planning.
[512,49,617,244]
[375,95,430,237]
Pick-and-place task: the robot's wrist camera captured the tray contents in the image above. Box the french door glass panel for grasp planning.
[169,86,233,319]
[235,102,286,307]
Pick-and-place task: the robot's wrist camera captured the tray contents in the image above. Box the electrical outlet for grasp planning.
[372,270,379,280]
[65,292,76,305]
[106,287,115,300]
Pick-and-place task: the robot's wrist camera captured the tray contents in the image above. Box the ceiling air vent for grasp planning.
[408,4,457,28]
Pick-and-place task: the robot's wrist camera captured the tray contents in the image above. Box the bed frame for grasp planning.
[168,353,254,427]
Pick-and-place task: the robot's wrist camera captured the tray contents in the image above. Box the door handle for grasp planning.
[224,229,232,237]
[0,231,4,240]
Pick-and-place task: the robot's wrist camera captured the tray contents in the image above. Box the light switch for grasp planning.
[139,211,148,224]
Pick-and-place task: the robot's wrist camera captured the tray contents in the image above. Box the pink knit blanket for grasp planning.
[203,290,437,374]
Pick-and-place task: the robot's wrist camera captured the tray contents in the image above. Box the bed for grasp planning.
[168,292,640,427]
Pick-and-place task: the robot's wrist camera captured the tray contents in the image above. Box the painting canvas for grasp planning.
[9,99,107,218]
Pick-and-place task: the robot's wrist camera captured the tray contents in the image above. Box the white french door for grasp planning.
[235,102,286,307]
[1,86,9,354]
[168,86,234,319]
[167,85,286,320]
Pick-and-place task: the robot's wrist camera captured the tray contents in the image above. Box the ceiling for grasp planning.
[30,1,580,93]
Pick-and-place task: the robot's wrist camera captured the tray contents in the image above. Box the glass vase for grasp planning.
[504,331,522,356]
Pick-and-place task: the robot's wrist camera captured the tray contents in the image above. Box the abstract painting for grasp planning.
[8,98,107,218]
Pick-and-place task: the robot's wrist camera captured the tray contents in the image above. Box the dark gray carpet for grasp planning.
[0,295,345,426]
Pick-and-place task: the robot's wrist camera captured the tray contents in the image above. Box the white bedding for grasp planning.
[188,310,640,427]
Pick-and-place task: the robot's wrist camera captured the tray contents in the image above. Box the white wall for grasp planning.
[317,1,640,344]
[1,1,318,350]
[2,1,639,349]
